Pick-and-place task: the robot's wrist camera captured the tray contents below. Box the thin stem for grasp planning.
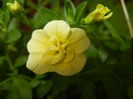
[6,53,17,74]
[21,12,31,26]
[120,0,133,38]
[0,78,12,86]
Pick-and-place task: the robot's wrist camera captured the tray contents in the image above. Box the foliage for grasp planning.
[0,0,133,99]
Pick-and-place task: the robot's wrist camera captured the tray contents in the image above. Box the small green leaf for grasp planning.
[64,0,76,24]
[6,78,32,99]
[33,7,59,28]
[14,56,27,67]
[104,42,118,50]
[98,48,108,62]
[86,44,98,58]
[0,9,10,26]
[104,21,124,43]
[7,44,18,52]
[8,18,19,31]
[18,0,25,5]
[30,80,41,88]
[75,1,87,23]
[6,29,21,43]
[104,21,129,50]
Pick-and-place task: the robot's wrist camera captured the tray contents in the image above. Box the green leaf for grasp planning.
[7,44,18,52]
[6,29,21,43]
[6,78,32,99]
[0,78,12,91]
[36,80,53,98]
[98,48,108,62]
[86,44,98,58]
[75,1,87,23]
[30,80,41,88]
[14,56,27,67]
[104,21,123,42]
[8,18,19,31]
[0,9,10,26]
[64,0,76,24]
[18,0,25,5]
[104,42,118,50]
[33,7,59,28]
[104,21,128,50]
[6,92,21,99]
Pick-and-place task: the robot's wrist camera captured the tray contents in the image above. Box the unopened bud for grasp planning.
[84,4,113,24]
[6,0,22,14]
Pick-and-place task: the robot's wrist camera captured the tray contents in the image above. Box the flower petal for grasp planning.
[43,52,64,65]
[67,28,90,53]
[27,39,48,53]
[74,36,90,53]
[26,53,53,74]
[43,20,70,42]
[63,53,74,63]
[67,28,86,45]
[31,29,49,43]
[27,30,49,53]
[55,54,86,76]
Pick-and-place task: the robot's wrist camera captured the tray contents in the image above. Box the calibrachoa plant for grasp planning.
[26,3,112,76]
[0,0,133,99]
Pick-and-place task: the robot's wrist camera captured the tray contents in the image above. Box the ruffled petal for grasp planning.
[43,49,64,65]
[74,37,90,53]
[27,29,49,53]
[55,54,86,76]
[43,20,70,43]
[31,29,49,43]
[26,53,53,74]
[67,28,86,45]
[67,28,90,53]
[27,39,46,53]
[63,53,74,63]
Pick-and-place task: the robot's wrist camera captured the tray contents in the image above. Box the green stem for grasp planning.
[120,0,133,38]
[5,52,17,74]
[20,12,31,26]
[0,78,12,86]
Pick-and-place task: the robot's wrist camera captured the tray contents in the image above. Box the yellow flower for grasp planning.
[6,0,21,13]
[84,4,113,24]
[26,20,90,76]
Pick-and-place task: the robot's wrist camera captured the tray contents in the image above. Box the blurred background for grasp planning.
[0,0,133,99]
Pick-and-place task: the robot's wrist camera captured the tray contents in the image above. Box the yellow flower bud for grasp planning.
[84,4,113,24]
[26,20,90,76]
[6,0,21,13]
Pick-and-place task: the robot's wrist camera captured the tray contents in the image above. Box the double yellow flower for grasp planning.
[26,4,112,76]
[26,20,90,76]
